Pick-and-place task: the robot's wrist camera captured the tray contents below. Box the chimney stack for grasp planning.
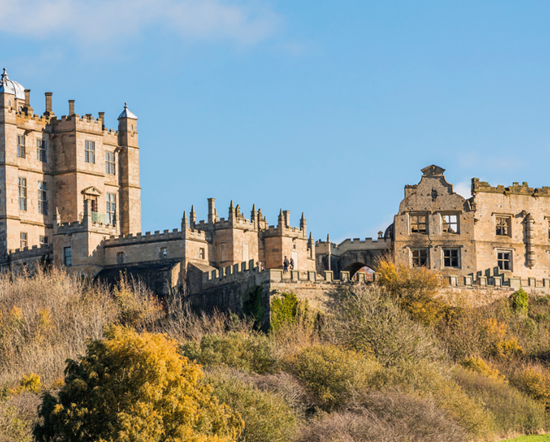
[68,100,75,115]
[98,112,105,128]
[208,198,217,223]
[24,89,33,114]
[44,92,54,117]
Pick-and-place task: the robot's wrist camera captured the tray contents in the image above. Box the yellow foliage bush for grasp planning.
[514,365,550,410]
[460,356,506,383]
[493,337,523,359]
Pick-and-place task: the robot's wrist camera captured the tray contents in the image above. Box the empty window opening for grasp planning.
[410,215,427,234]
[199,248,205,259]
[160,247,168,259]
[496,217,510,236]
[442,214,459,234]
[39,235,48,245]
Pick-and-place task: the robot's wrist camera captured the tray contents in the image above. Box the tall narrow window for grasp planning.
[38,181,48,215]
[18,178,27,211]
[442,214,459,234]
[64,247,72,266]
[106,193,116,225]
[84,140,95,164]
[20,232,27,249]
[410,214,427,233]
[105,151,116,175]
[159,247,168,259]
[117,252,124,264]
[199,248,205,259]
[17,135,26,158]
[412,249,428,267]
[36,139,47,163]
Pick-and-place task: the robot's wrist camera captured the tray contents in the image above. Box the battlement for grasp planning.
[56,217,118,235]
[201,259,365,291]
[262,224,305,237]
[448,273,550,292]
[8,243,53,259]
[193,216,256,232]
[104,228,182,246]
[472,178,550,197]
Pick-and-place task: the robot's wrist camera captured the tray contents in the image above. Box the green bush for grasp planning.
[453,366,546,435]
[270,292,305,331]
[511,288,529,315]
[207,369,298,442]
[180,332,274,374]
[284,344,382,410]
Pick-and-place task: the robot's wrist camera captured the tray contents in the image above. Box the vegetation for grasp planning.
[3,262,550,441]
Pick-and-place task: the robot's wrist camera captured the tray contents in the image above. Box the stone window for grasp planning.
[199,248,205,259]
[443,248,460,267]
[105,151,116,175]
[496,216,511,236]
[18,177,27,211]
[410,214,427,234]
[36,139,47,163]
[39,235,48,245]
[17,135,26,158]
[85,140,95,164]
[38,181,48,215]
[117,252,124,264]
[20,232,27,249]
[64,247,72,266]
[411,249,429,267]
[106,193,116,225]
[497,251,512,271]
[442,214,459,234]
[160,247,168,259]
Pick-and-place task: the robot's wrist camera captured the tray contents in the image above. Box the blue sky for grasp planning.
[2,0,550,242]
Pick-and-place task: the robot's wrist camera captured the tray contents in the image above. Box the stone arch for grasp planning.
[342,262,374,280]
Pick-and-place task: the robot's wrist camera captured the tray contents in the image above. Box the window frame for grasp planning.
[497,250,512,271]
[38,181,48,215]
[36,139,47,163]
[442,213,459,234]
[443,248,461,268]
[116,251,124,264]
[105,151,116,175]
[160,247,168,259]
[20,232,27,249]
[106,193,116,225]
[17,135,26,159]
[496,216,511,237]
[410,213,428,234]
[411,248,429,267]
[64,247,72,266]
[18,177,27,211]
[84,140,96,164]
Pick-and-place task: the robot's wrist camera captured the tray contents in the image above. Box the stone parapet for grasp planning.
[104,228,182,247]
[472,178,550,197]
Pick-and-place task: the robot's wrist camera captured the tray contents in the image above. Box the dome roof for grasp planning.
[0,68,25,100]
[118,103,138,120]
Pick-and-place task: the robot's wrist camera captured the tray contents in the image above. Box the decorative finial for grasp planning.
[1,68,8,83]
[124,102,128,109]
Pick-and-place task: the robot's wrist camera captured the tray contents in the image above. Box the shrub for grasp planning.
[513,365,550,410]
[330,287,444,366]
[376,260,445,325]
[180,332,274,374]
[207,369,298,442]
[511,288,529,314]
[383,360,492,437]
[493,337,524,359]
[34,326,243,442]
[270,292,312,332]
[297,392,466,442]
[284,344,382,410]
[460,356,506,382]
[453,366,546,436]
[0,392,41,442]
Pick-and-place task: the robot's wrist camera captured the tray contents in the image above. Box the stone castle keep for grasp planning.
[2,69,550,310]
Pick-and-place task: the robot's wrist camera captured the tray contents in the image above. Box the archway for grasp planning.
[343,262,375,281]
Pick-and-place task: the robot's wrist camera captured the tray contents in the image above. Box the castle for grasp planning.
[2,69,550,304]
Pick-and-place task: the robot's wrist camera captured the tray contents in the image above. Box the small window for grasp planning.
[105,151,116,175]
[39,235,48,245]
[160,247,167,259]
[496,216,510,236]
[64,247,72,266]
[17,135,26,158]
[497,251,512,271]
[199,248,205,259]
[84,140,96,164]
[36,139,47,163]
[443,248,460,267]
[106,193,116,225]
[20,232,27,249]
[117,252,124,264]
[38,181,48,215]
[18,177,27,211]
[442,214,459,234]
[412,249,429,267]
[410,214,427,234]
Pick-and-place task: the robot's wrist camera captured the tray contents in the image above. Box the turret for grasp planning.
[182,210,188,231]
[278,209,284,228]
[251,204,257,224]
[300,212,306,231]
[229,200,235,222]
[308,232,314,249]
[190,205,196,228]
[208,198,218,223]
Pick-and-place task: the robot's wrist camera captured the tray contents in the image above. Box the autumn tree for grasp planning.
[33,326,243,442]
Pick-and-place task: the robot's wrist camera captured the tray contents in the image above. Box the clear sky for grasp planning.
[2,0,550,242]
